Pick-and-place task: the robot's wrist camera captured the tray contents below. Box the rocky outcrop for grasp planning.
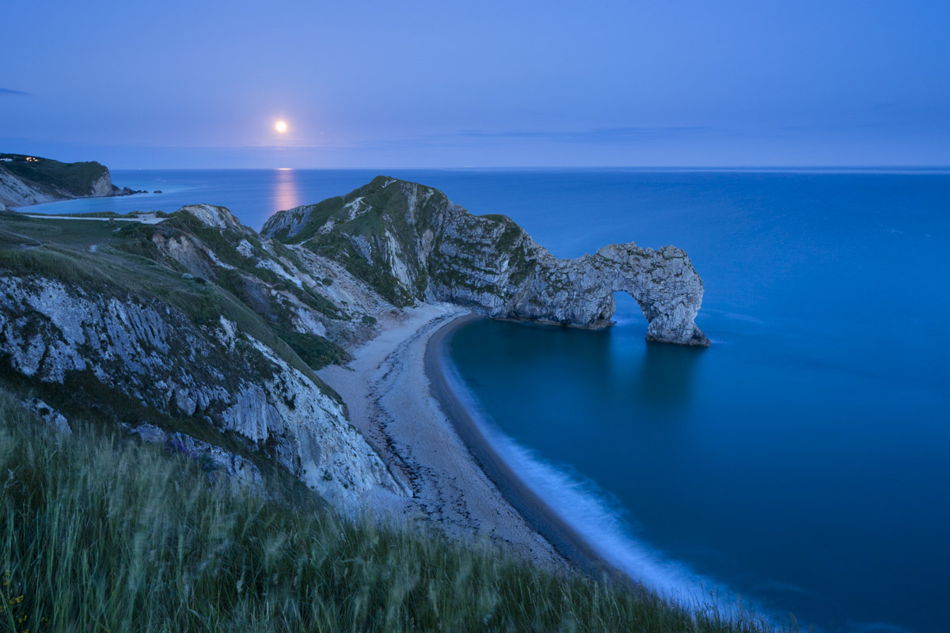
[264,177,708,346]
[124,422,264,488]
[180,203,246,230]
[0,275,404,509]
[128,204,392,347]
[0,166,61,206]
[0,154,138,208]
[23,397,72,434]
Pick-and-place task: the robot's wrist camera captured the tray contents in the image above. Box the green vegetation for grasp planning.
[306,235,413,306]
[0,214,337,386]
[271,197,346,244]
[0,211,121,248]
[486,214,525,254]
[0,154,108,196]
[0,392,776,633]
[281,176,452,307]
[124,213,346,322]
[268,176,545,309]
[281,331,351,369]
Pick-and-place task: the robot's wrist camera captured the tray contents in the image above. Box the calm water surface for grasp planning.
[27,168,950,633]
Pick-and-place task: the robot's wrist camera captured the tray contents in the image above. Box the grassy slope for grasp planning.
[0,211,339,377]
[286,178,429,307]
[0,392,774,633]
[0,209,358,478]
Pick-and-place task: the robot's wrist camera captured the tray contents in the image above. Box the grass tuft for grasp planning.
[0,391,780,633]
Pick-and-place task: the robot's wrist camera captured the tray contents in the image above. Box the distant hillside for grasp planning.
[0,153,138,208]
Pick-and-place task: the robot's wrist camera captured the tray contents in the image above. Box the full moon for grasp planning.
[274,119,288,134]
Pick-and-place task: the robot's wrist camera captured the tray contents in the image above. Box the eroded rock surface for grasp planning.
[0,154,135,208]
[0,276,403,509]
[264,176,708,345]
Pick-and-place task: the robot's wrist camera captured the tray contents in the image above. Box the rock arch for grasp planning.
[491,243,709,346]
[263,177,710,346]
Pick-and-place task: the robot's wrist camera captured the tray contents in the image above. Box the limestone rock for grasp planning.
[0,276,404,510]
[90,172,114,197]
[138,205,387,346]
[264,176,708,346]
[180,203,245,231]
[124,422,264,488]
[24,397,71,434]
[0,165,61,206]
[0,154,131,208]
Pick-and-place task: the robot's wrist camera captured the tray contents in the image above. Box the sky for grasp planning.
[2,0,949,168]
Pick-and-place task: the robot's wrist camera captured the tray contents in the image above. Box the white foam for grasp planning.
[440,354,745,617]
[702,308,766,325]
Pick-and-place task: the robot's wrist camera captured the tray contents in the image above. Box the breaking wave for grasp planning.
[439,353,754,620]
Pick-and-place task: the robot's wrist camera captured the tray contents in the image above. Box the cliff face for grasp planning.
[133,203,391,347]
[0,154,131,207]
[0,207,405,510]
[0,165,63,206]
[264,177,708,345]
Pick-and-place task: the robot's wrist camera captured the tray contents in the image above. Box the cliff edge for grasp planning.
[0,206,405,510]
[0,153,137,207]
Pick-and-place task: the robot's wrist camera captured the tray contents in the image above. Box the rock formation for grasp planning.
[0,275,402,508]
[0,153,139,208]
[0,207,406,510]
[264,176,708,345]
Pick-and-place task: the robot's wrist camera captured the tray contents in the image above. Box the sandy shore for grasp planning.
[318,303,569,570]
[22,213,165,224]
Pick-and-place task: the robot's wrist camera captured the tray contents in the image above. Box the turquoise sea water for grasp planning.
[26,169,950,633]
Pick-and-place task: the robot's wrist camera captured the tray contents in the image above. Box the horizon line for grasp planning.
[109,165,950,172]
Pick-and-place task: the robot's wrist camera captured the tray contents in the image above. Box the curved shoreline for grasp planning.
[317,304,572,569]
[424,313,635,587]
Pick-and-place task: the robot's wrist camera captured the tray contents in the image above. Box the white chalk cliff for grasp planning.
[264,176,708,345]
[0,154,133,208]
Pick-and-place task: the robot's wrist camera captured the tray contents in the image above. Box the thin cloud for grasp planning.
[358,126,713,151]
[0,88,29,96]
[456,126,709,143]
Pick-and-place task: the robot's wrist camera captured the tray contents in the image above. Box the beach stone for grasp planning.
[24,397,71,434]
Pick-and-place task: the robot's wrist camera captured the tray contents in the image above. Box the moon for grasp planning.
[274,119,288,134]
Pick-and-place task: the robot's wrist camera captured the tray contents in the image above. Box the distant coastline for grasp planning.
[0,153,145,209]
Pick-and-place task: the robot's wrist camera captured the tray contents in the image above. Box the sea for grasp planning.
[26,168,950,633]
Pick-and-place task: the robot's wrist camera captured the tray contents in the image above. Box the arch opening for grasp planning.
[611,290,648,330]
